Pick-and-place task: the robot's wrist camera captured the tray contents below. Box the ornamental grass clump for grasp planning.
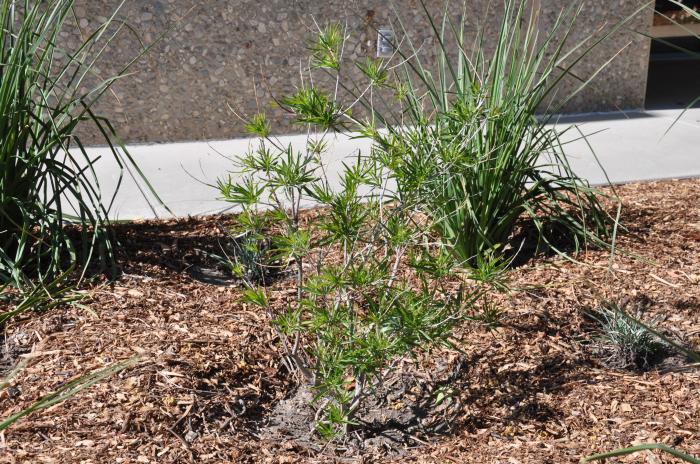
[592,300,700,369]
[364,1,640,265]
[303,0,646,266]
[0,0,162,288]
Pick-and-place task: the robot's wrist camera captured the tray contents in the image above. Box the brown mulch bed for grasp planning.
[1,178,699,463]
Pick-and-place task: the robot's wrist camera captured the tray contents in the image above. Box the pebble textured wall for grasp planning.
[69,0,653,144]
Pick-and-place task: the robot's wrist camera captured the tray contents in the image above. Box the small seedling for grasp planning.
[433,386,456,406]
[469,300,504,330]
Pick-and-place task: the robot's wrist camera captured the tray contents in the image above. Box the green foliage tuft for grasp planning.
[245,113,271,137]
[592,304,665,370]
[309,23,344,70]
[281,87,346,131]
[356,57,389,87]
[469,299,504,330]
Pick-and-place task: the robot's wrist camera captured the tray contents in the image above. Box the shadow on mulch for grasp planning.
[617,204,657,239]
[105,217,292,287]
[505,221,606,268]
[170,361,291,439]
[0,332,30,378]
[460,352,588,429]
[504,201,657,268]
[110,216,234,276]
[462,302,598,429]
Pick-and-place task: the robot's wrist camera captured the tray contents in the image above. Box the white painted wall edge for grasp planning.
[84,108,700,221]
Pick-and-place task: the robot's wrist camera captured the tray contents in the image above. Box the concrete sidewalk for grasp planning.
[87,108,700,220]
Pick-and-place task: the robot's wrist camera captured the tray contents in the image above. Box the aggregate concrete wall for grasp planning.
[69,0,654,144]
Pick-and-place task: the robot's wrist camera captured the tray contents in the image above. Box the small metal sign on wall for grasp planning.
[377,27,395,57]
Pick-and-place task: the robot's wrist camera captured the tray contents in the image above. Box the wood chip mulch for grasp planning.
[1,178,699,464]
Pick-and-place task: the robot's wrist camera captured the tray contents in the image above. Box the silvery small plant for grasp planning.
[591,303,665,370]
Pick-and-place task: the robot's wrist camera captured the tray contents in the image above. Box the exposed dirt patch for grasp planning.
[1,178,699,463]
[261,354,467,457]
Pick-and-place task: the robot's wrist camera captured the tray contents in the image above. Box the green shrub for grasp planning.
[218,116,477,438]
[0,0,162,288]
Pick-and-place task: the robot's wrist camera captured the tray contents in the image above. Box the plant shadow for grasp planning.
[78,216,290,286]
[504,201,657,268]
